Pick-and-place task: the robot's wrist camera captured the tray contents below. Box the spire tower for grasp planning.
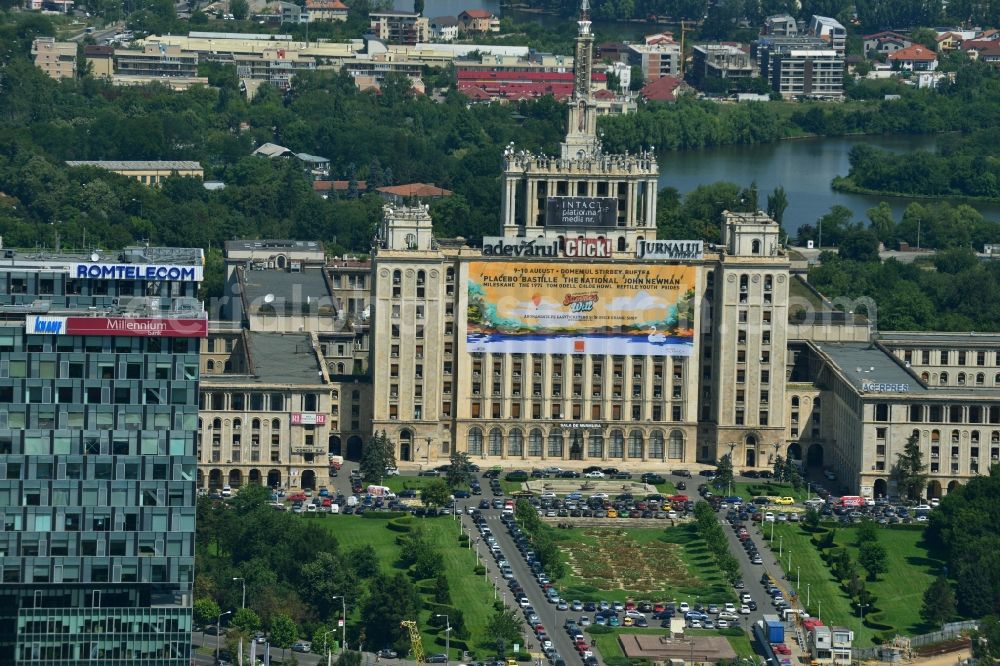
[563,0,598,158]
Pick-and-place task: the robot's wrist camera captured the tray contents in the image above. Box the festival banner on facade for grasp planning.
[466,262,696,355]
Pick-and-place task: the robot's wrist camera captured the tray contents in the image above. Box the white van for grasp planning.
[329,504,340,514]
[221,485,232,498]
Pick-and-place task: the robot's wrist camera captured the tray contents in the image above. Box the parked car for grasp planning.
[291,642,312,653]
[377,649,399,659]
[425,654,449,663]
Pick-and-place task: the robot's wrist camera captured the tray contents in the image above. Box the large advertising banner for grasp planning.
[467,262,696,356]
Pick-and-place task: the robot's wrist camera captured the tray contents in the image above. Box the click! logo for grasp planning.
[562,293,599,313]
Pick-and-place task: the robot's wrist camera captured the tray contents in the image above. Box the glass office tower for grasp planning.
[0,247,205,664]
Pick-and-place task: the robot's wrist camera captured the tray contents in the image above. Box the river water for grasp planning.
[661,134,1000,236]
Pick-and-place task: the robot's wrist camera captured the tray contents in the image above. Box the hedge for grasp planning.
[362,511,409,520]
[387,516,414,533]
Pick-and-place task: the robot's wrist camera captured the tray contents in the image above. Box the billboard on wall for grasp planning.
[466,262,695,356]
[26,315,208,338]
[545,197,618,228]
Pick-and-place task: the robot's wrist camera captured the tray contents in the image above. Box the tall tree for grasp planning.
[420,478,452,512]
[891,433,928,501]
[446,451,474,489]
[920,576,956,627]
[486,607,524,657]
[361,573,422,654]
[230,0,249,19]
[766,185,788,226]
[269,613,298,661]
[360,430,395,484]
[715,453,735,492]
[858,541,889,581]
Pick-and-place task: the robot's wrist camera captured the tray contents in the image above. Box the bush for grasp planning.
[473,565,486,576]
[515,652,532,661]
[505,472,528,482]
[387,516,414,533]
[586,625,614,635]
[458,533,469,544]
[362,511,408,520]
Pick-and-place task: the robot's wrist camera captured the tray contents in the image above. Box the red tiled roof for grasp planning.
[594,88,616,99]
[457,69,607,83]
[312,180,367,192]
[377,183,453,198]
[306,0,348,8]
[459,9,493,18]
[888,44,938,61]
[460,85,492,100]
[640,75,684,102]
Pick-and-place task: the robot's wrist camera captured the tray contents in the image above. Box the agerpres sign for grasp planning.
[636,240,704,261]
[482,236,613,258]
[26,315,208,338]
[70,263,203,282]
[545,196,618,228]
[862,381,911,393]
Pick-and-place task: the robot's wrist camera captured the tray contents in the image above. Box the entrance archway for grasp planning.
[209,469,223,490]
[346,436,363,460]
[806,444,824,467]
[787,442,802,461]
[400,441,412,462]
[197,470,205,488]
[301,470,317,490]
[873,478,888,498]
[228,469,242,487]
[267,469,282,488]
[926,480,942,498]
[947,480,961,494]
[569,433,583,461]
[249,469,262,485]
[745,449,756,467]
[328,435,342,455]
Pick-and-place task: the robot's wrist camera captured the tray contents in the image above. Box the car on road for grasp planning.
[584,471,604,478]
[774,497,795,505]
[291,642,312,653]
[425,654,448,663]
[377,649,399,659]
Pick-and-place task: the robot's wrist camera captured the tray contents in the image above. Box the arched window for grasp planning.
[489,428,503,456]
[250,418,260,430]
[207,360,215,372]
[668,430,684,459]
[528,429,543,456]
[508,429,524,456]
[609,430,624,458]
[649,430,664,459]
[940,372,949,384]
[995,373,1000,385]
[392,269,401,284]
[468,428,483,455]
[921,372,930,383]
[233,418,242,431]
[977,373,985,385]
[628,430,644,458]
[417,270,426,285]
[739,275,749,292]
[548,431,564,458]
[271,418,281,430]
[911,428,920,441]
[588,433,604,458]
[446,267,455,283]
[952,429,960,444]
[751,239,761,254]
[791,396,799,407]
[212,418,222,430]
[931,429,940,443]
[958,372,966,386]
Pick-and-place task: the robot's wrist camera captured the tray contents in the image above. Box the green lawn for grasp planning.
[731,481,812,504]
[551,524,734,605]
[765,523,943,645]
[308,514,495,658]
[654,481,679,495]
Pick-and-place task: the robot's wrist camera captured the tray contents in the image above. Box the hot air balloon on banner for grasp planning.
[531,293,541,307]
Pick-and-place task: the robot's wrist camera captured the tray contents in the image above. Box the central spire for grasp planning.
[562,0,598,157]
[574,0,594,101]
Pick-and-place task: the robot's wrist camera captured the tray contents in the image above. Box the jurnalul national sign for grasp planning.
[466,262,695,356]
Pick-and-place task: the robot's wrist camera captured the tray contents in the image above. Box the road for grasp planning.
[68,21,122,43]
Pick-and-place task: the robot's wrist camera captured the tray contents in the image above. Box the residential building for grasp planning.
[639,74,688,101]
[690,44,755,85]
[84,44,114,77]
[862,31,912,58]
[252,143,330,179]
[808,625,854,664]
[888,44,938,71]
[377,183,453,204]
[457,9,500,34]
[64,161,204,186]
[809,15,846,55]
[456,68,607,102]
[627,39,681,81]
[369,12,429,45]
[31,37,77,80]
[0,245,205,664]
[936,30,975,50]
[762,13,798,37]
[114,44,199,79]
[756,36,843,99]
[305,0,348,22]
[965,40,1000,66]
[429,16,459,42]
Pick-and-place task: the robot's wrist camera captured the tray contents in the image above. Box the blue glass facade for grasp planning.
[0,249,203,664]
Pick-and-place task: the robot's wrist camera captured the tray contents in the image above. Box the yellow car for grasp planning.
[623,616,634,627]
[506,659,518,666]
[607,508,619,518]
[774,497,795,505]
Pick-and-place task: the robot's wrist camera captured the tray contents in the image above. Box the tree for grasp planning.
[337,651,363,666]
[434,574,451,604]
[300,551,360,619]
[486,607,524,657]
[446,451,474,489]
[773,455,786,482]
[855,519,878,546]
[421,478,452,511]
[194,598,221,628]
[867,202,895,245]
[804,506,821,530]
[269,613,298,661]
[891,433,928,501]
[360,430,395,484]
[349,544,381,579]
[972,615,1000,661]
[920,576,956,627]
[766,185,788,226]
[399,526,443,579]
[231,607,262,636]
[911,27,939,50]
[361,573,422,654]
[230,0,249,19]
[858,541,889,580]
[839,228,881,262]
[715,453,734,492]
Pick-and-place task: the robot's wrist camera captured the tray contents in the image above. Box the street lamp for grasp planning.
[331,595,347,654]
[322,629,336,666]
[436,614,451,666]
[494,576,498,601]
[233,578,246,665]
[217,610,232,660]
[806,583,811,609]
[779,535,783,558]
[796,566,800,590]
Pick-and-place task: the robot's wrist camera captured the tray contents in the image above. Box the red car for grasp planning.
[653,603,665,613]
[287,492,307,502]
[625,601,636,611]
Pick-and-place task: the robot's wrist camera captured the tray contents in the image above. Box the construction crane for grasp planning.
[401,620,425,664]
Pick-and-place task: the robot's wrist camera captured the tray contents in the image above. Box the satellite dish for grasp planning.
[90,252,100,262]
[264,293,275,304]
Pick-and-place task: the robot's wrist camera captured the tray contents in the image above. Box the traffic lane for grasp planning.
[720,510,771,629]
[468,509,583,665]
[192,629,326,665]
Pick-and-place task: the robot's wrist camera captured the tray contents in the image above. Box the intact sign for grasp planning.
[26,315,208,338]
[545,197,618,228]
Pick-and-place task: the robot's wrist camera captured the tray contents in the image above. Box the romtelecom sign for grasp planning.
[70,263,203,282]
[26,315,208,338]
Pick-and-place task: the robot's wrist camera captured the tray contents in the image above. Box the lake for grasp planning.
[660,134,1000,236]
